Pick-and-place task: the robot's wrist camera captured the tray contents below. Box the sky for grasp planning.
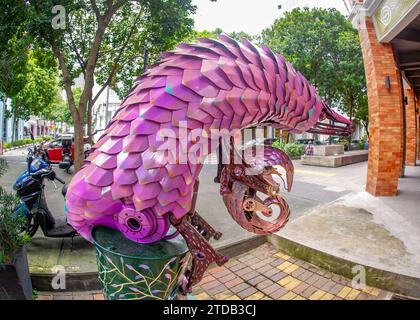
[192,0,349,36]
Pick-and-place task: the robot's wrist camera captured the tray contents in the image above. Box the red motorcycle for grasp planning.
[41,135,91,172]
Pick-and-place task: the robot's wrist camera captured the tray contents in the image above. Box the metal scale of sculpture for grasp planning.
[66,35,353,295]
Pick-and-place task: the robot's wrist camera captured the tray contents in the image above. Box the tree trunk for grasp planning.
[143,47,149,72]
[73,118,85,172]
[12,108,18,143]
[87,97,93,144]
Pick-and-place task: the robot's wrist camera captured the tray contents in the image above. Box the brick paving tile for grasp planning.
[245,292,265,300]
[228,262,247,272]
[337,278,352,286]
[337,286,353,299]
[53,293,73,300]
[283,264,300,274]
[224,259,240,268]
[207,284,229,296]
[241,270,260,281]
[212,268,232,279]
[321,280,336,293]
[247,275,267,286]
[37,294,53,300]
[237,287,258,299]
[201,280,222,291]
[269,287,289,299]
[309,289,327,300]
[208,266,228,275]
[196,292,212,300]
[269,258,285,267]
[279,292,297,300]
[230,283,251,294]
[225,277,244,289]
[92,293,105,300]
[261,283,282,296]
[307,266,319,273]
[296,270,313,282]
[313,277,329,289]
[73,294,93,300]
[277,275,294,286]
[329,284,344,295]
[257,264,274,274]
[269,271,287,282]
[320,293,335,300]
[238,255,255,263]
[283,278,302,291]
[293,295,306,300]
[292,282,310,295]
[218,273,237,284]
[214,290,234,300]
[300,286,319,299]
[256,279,275,291]
[363,286,381,297]
[200,275,216,285]
[193,287,204,295]
[244,257,261,267]
[236,267,254,277]
[306,274,323,285]
[262,267,282,278]
[276,261,292,271]
[291,267,305,278]
[345,289,361,300]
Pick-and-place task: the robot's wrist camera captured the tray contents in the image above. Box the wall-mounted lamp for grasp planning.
[385,76,391,90]
[404,96,408,105]
[416,108,419,114]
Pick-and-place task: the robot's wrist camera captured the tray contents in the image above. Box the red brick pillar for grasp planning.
[358,17,403,196]
[417,93,420,161]
[405,88,417,166]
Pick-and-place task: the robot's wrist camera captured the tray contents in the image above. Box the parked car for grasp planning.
[295,139,322,146]
[350,139,361,150]
[41,135,91,165]
[325,136,357,151]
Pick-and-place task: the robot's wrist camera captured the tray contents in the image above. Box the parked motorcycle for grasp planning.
[13,151,77,239]
[41,135,92,173]
[58,135,73,173]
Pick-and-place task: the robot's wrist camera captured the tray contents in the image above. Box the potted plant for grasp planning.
[0,158,33,300]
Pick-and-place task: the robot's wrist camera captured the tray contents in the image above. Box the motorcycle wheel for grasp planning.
[27,214,40,237]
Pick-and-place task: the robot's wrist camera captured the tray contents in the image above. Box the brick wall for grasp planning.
[405,88,417,166]
[358,17,403,196]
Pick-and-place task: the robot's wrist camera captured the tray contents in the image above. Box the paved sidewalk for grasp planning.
[37,243,393,300]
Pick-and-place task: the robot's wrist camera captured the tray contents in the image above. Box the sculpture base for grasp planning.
[92,226,189,300]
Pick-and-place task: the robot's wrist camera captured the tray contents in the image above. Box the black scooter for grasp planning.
[13,151,77,239]
[58,135,73,173]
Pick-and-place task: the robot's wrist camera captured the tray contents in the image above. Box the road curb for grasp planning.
[267,233,420,298]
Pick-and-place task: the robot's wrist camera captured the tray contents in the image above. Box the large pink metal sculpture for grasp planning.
[66,35,353,292]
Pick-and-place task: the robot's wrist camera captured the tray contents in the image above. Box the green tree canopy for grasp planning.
[0,0,197,170]
[261,7,367,131]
